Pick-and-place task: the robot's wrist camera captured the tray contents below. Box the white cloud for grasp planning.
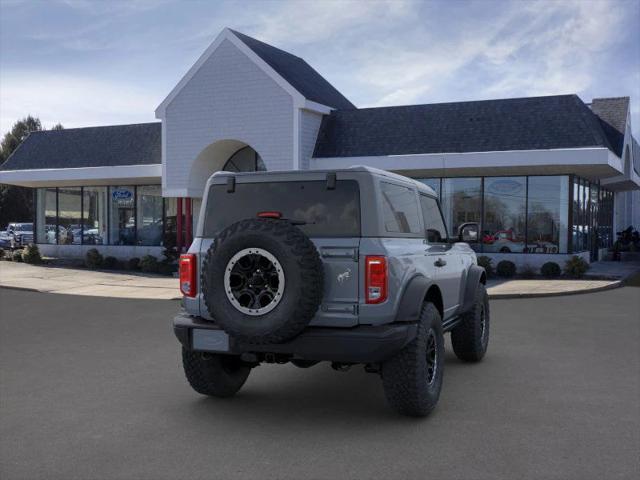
[0,72,158,132]
[339,0,627,107]
[250,0,412,45]
[0,0,637,138]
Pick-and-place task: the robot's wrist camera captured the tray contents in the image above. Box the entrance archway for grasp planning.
[188,139,266,197]
[175,139,265,252]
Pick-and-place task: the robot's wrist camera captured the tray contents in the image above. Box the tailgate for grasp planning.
[309,237,360,327]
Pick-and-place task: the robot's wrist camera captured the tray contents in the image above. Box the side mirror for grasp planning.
[458,222,479,243]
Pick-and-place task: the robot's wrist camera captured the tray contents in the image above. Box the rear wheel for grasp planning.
[451,284,490,362]
[381,302,444,417]
[182,348,251,397]
[290,359,319,369]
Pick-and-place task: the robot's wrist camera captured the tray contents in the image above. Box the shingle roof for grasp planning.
[313,95,617,158]
[0,123,161,171]
[230,29,355,110]
[590,97,629,157]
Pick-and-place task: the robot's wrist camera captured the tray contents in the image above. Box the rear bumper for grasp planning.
[173,311,417,364]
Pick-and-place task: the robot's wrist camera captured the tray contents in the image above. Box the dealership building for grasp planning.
[1,28,638,266]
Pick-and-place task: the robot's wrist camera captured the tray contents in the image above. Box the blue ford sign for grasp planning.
[112,189,133,200]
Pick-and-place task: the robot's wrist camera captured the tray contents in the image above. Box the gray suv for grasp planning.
[174,166,489,416]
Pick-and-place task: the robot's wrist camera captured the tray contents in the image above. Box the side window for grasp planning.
[380,182,421,234]
[420,195,448,243]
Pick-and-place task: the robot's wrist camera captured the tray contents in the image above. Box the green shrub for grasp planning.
[162,246,179,265]
[85,248,103,269]
[21,244,42,264]
[519,263,536,279]
[158,262,177,276]
[103,256,118,269]
[541,262,561,278]
[564,256,589,278]
[127,257,141,270]
[0,249,5,260]
[496,260,516,278]
[11,250,24,262]
[140,255,159,273]
[477,256,494,277]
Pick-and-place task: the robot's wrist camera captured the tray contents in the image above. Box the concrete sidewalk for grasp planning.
[486,278,620,299]
[584,260,640,279]
[0,261,628,300]
[0,262,180,300]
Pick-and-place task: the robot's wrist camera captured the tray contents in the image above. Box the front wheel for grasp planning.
[182,348,251,398]
[451,284,490,362]
[381,302,444,417]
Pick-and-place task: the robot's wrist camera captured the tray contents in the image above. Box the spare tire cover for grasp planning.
[202,218,324,344]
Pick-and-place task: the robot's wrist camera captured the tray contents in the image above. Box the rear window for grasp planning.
[204,180,360,237]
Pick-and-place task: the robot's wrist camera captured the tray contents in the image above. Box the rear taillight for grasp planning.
[365,256,387,304]
[179,254,197,297]
[257,211,282,219]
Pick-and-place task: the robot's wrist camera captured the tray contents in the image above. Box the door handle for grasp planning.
[434,258,447,267]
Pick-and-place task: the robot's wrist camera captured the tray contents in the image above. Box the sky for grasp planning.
[1,0,639,137]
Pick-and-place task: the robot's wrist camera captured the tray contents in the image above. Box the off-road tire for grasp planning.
[290,359,319,369]
[451,284,490,362]
[381,303,444,417]
[202,218,323,344]
[182,348,251,397]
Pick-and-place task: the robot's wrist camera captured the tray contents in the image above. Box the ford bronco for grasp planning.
[174,166,489,417]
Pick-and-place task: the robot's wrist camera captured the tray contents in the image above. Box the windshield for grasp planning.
[12,224,33,231]
[204,180,360,237]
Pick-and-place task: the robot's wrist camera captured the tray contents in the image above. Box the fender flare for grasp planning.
[394,275,433,323]
[459,265,486,314]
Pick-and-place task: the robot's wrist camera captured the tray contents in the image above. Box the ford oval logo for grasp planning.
[488,179,522,195]
[112,189,133,200]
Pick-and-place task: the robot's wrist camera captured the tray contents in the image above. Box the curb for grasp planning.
[2,279,625,301]
[488,280,622,299]
[0,284,182,300]
[0,285,40,293]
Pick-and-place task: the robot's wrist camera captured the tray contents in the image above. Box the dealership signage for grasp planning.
[488,179,523,195]
[112,188,134,207]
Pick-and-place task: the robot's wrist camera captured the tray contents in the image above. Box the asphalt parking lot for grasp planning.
[1,287,639,480]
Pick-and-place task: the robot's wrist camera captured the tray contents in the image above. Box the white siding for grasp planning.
[298,110,324,170]
[163,39,294,196]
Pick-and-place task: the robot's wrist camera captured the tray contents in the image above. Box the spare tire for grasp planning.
[202,218,324,344]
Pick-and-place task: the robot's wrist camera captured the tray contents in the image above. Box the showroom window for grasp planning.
[36,188,57,244]
[109,186,136,245]
[598,189,614,249]
[413,175,591,254]
[380,182,421,234]
[137,185,163,246]
[527,176,569,254]
[82,187,107,245]
[35,185,169,247]
[483,177,526,254]
[57,187,82,245]
[164,197,177,249]
[441,178,482,251]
